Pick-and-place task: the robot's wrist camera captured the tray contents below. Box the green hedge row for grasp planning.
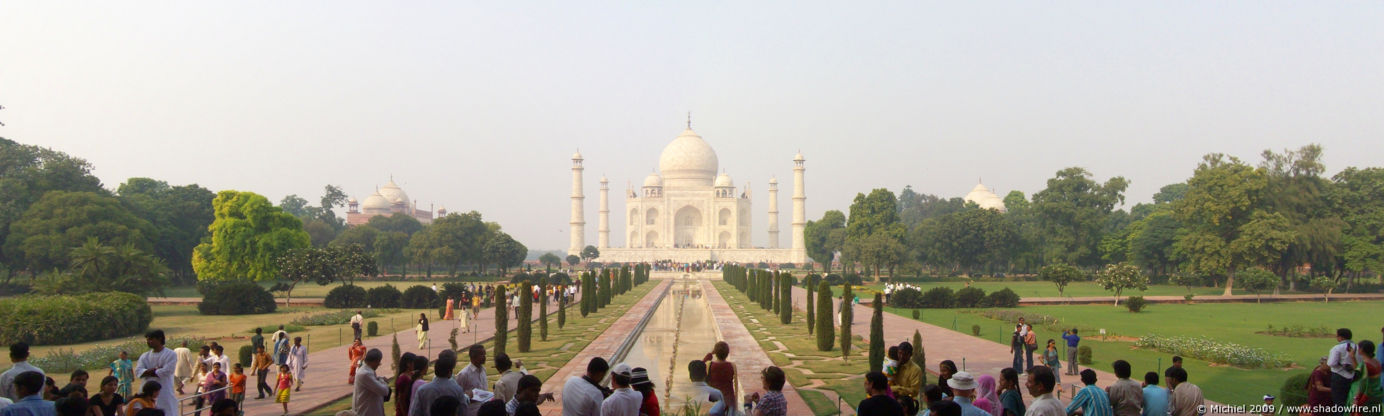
[0,292,153,345]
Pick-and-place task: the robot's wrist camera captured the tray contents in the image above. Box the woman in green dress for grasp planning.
[1353,340,1382,416]
[108,350,135,399]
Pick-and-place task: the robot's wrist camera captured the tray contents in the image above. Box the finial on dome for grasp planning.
[687,112,692,129]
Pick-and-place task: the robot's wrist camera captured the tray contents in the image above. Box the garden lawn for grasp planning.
[714,281,870,416]
[858,280,1227,299]
[157,278,514,298]
[886,300,1384,406]
[2,305,426,384]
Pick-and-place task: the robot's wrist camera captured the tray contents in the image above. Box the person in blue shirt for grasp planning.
[1063,329,1081,376]
[946,372,991,416]
[1066,369,1113,416]
[1,371,56,416]
[1141,371,1169,416]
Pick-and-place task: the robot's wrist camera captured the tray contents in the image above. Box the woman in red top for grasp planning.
[631,367,660,416]
[1306,357,1333,413]
[394,352,416,416]
[703,341,737,413]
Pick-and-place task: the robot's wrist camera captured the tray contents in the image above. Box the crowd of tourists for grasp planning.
[883,282,924,304]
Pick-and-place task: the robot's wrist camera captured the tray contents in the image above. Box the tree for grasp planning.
[1127,211,1181,276]
[303,219,337,247]
[558,290,567,328]
[279,195,312,219]
[869,293,884,372]
[840,284,853,360]
[1174,154,1269,296]
[805,278,815,335]
[484,232,527,275]
[117,178,215,284]
[539,253,562,271]
[193,191,310,282]
[1332,167,1384,283]
[1312,276,1339,302]
[779,273,792,325]
[52,237,169,296]
[815,282,834,351]
[1095,263,1149,305]
[1039,264,1083,297]
[494,285,508,356]
[517,280,533,352]
[1032,167,1129,267]
[367,213,424,236]
[331,224,379,253]
[374,231,410,277]
[912,330,927,386]
[566,255,581,268]
[581,245,600,266]
[1238,268,1279,303]
[1170,273,1204,295]
[539,284,549,341]
[579,272,591,317]
[0,138,105,270]
[844,189,904,276]
[805,210,847,273]
[275,245,378,305]
[4,191,156,273]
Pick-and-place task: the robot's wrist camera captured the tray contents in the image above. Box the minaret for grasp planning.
[569,151,585,256]
[791,152,807,260]
[767,177,780,249]
[598,175,610,249]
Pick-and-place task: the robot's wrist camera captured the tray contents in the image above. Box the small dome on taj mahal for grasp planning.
[643,172,663,187]
[714,172,734,188]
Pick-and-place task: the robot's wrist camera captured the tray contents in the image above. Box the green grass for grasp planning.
[157,278,511,298]
[856,280,1228,299]
[713,281,870,416]
[886,300,1384,406]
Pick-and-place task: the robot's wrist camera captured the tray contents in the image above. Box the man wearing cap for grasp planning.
[947,371,992,416]
[1025,366,1065,416]
[1066,369,1113,416]
[562,358,609,416]
[601,364,641,416]
[1261,395,1276,416]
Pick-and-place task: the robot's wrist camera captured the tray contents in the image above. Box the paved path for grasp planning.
[233,292,578,416]
[1019,292,1384,305]
[700,279,813,416]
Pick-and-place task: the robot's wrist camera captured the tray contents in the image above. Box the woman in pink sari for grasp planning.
[975,374,1002,416]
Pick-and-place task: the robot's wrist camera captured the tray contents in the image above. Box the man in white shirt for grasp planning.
[0,343,44,401]
[562,358,610,416]
[492,353,522,403]
[1327,328,1356,413]
[352,349,390,416]
[601,363,641,416]
[172,341,194,394]
[1025,366,1065,416]
[350,311,365,340]
[135,330,180,415]
[687,361,724,415]
[210,345,231,377]
[456,345,488,395]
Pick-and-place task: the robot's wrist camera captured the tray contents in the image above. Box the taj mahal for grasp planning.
[568,123,809,264]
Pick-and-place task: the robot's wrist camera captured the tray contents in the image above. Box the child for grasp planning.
[275,364,293,415]
[229,363,247,416]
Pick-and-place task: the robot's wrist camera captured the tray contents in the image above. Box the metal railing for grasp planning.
[178,384,230,416]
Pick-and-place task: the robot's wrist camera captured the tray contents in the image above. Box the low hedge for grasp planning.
[983,288,1021,308]
[920,287,954,308]
[890,288,925,308]
[198,281,277,315]
[0,292,153,345]
[955,287,986,308]
[401,285,439,309]
[367,285,402,308]
[324,285,369,308]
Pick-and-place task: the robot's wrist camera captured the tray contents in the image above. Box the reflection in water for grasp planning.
[620,278,717,412]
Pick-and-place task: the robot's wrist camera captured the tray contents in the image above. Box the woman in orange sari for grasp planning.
[347,338,367,385]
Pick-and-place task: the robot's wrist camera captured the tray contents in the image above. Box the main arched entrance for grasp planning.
[674,206,702,248]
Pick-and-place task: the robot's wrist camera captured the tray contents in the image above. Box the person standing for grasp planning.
[1353,340,1382,414]
[1022,321,1037,372]
[946,372,991,416]
[351,311,365,341]
[457,305,470,335]
[107,351,135,400]
[687,361,725,416]
[348,339,367,385]
[744,366,788,416]
[273,364,293,415]
[456,345,488,395]
[703,342,738,413]
[1,343,45,402]
[998,369,1025,416]
[203,362,228,405]
[1164,367,1202,416]
[859,371,904,416]
[1024,366,1064,416]
[1,371,54,416]
[228,364,245,416]
[891,342,922,401]
[629,367,659,416]
[1328,328,1357,415]
[416,314,430,350]
[288,338,308,392]
[250,328,265,354]
[1140,372,1168,416]
[250,346,273,400]
[1043,340,1062,385]
[1063,329,1081,376]
[1010,326,1024,375]
[1065,369,1113,416]
[409,350,467,416]
[561,358,610,416]
[352,349,389,416]
[173,341,194,395]
[133,330,178,415]
[1107,361,1143,416]
[1306,357,1334,414]
[492,354,521,404]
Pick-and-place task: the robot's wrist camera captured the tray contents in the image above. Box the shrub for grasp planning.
[983,288,1021,308]
[1258,324,1333,338]
[0,292,153,345]
[843,273,864,285]
[1279,372,1311,407]
[367,321,378,337]
[1077,345,1093,365]
[366,285,402,308]
[920,287,954,308]
[401,285,438,309]
[971,324,981,336]
[324,285,369,308]
[815,282,834,351]
[912,309,920,320]
[1134,335,1290,368]
[823,274,844,285]
[291,310,381,326]
[1126,296,1146,312]
[891,288,925,308]
[30,335,204,373]
[238,345,253,367]
[803,274,821,289]
[198,281,276,315]
[955,287,987,308]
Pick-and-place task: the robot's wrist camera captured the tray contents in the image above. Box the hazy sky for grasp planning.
[3,2,1382,252]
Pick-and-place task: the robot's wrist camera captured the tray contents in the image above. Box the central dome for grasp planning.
[658,128,718,186]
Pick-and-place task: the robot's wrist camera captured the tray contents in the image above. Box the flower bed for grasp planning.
[1134,335,1290,369]
[32,336,206,373]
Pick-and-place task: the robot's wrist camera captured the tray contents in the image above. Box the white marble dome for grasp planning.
[964,182,1007,212]
[378,180,410,209]
[658,128,718,185]
[361,192,391,211]
[643,172,663,187]
[714,172,734,187]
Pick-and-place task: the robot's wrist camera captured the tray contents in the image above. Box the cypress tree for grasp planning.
[805,278,815,335]
[913,329,927,386]
[539,284,549,341]
[558,291,567,329]
[779,274,792,324]
[815,281,834,351]
[840,283,853,360]
[772,271,781,314]
[600,270,612,307]
[579,273,590,317]
[747,271,756,300]
[761,272,772,310]
[494,285,508,356]
[869,292,884,372]
[518,281,533,352]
